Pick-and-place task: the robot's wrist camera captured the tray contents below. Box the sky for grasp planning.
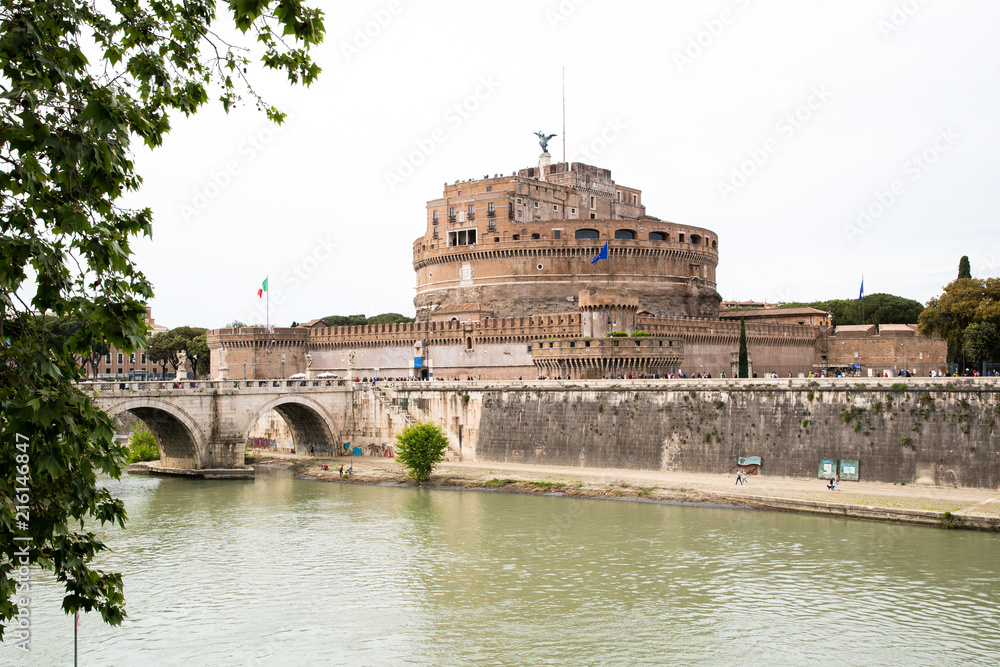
[122,0,1000,329]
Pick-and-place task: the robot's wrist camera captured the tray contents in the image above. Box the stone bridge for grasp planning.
[87,379,356,471]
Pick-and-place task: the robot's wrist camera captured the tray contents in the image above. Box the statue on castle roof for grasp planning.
[534,130,556,155]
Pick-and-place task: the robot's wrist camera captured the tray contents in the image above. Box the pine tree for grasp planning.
[958,256,972,280]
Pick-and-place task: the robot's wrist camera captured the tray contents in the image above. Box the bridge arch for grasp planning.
[104,398,207,469]
[244,395,343,453]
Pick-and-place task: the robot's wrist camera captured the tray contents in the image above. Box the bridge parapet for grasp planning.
[80,378,353,395]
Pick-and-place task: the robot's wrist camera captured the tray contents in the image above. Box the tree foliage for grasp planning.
[126,424,159,464]
[920,278,1000,363]
[146,326,209,375]
[958,255,972,280]
[321,313,415,327]
[962,322,1000,367]
[783,293,924,326]
[0,0,324,641]
[395,422,450,483]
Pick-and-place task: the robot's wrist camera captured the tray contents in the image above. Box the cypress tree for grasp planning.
[958,255,972,280]
[738,317,749,378]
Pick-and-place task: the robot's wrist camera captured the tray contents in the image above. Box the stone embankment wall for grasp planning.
[388,379,1000,489]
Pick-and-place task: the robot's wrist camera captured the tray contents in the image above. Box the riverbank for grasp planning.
[245,453,1000,531]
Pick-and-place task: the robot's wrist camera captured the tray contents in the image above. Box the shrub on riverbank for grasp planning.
[395,422,449,482]
[127,426,160,463]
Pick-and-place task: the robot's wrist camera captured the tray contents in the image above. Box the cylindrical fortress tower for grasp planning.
[413,161,720,321]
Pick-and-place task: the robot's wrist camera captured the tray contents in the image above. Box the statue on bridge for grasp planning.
[305,351,314,379]
[176,350,189,380]
[217,347,229,380]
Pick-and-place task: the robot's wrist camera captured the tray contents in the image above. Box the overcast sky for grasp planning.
[121,0,1000,329]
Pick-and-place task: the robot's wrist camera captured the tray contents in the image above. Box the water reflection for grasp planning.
[5,469,999,666]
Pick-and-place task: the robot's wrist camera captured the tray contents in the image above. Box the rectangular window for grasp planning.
[553,205,558,211]
[433,211,438,223]
[129,353,135,364]
[534,202,539,208]
[516,198,521,204]
[633,194,638,204]
[678,233,685,242]
[486,186,492,192]
[571,208,576,214]
[105,353,111,363]
[117,353,123,364]
[118,367,123,375]
[447,228,478,247]
[553,230,561,240]
[449,207,455,218]
[616,190,621,201]
[141,353,146,364]
[590,196,596,209]
[488,202,495,214]
[590,213,596,219]
[468,204,474,215]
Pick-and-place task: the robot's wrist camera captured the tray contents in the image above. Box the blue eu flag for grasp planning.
[591,241,609,264]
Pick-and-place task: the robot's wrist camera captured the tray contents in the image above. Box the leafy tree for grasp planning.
[919,278,1000,362]
[321,313,415,327]
[738,317,749,378]
[783,293,924,326]
[0,0,324,641]
[958,255,972,280]
[367,313,415,325]
[226,320,248,329]
[126,425,160,464]
[962,322,1000,367]
[147,330,178,374]
[395,422,450,483]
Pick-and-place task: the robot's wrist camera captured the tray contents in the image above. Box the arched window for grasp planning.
[575,228,600,240]
[531,233,541,240]
[712,239,718,249]
[649,231,667,241]
[615,229,635,240]
[690,234,702,245]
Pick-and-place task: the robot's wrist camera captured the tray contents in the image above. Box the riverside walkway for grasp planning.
[252,452,1000,531]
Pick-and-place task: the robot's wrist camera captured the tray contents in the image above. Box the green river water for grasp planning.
[4,466,1000,665]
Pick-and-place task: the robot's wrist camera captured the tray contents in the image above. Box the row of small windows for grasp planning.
[105,353,146,364]
[575,229,716,247]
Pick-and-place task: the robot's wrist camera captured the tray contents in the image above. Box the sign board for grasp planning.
[414,357,422,368]
[839,459,860,481]
[737,456,761,467]
[853,363,861,369]
[818,458,836,479]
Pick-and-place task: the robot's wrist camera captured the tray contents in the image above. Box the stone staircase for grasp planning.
[373,384,463,460]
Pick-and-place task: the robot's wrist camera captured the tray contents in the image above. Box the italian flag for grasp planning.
[257,277,268,299]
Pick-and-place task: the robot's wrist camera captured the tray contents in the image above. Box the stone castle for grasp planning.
[208,159,945,379]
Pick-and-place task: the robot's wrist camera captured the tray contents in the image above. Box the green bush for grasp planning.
[127,426,159,463]
[630,331,651,337]
[605,331,628,337]
[395,422,450,482]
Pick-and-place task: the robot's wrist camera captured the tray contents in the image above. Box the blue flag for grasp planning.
[858,277,864,301]
[591,241,609,264]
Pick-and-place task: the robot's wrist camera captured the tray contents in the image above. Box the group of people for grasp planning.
[735,469,749,485]
[826,474,840,491]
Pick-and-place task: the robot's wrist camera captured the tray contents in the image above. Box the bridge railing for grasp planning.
[78,378,351,392]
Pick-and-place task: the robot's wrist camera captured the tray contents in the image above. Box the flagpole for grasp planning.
[266,275,269,333]
[562,65,566,164]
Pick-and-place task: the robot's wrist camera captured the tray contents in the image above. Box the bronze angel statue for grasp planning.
[534,131,557,154]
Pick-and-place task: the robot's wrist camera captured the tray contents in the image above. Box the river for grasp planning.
[5,467,1000,665]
